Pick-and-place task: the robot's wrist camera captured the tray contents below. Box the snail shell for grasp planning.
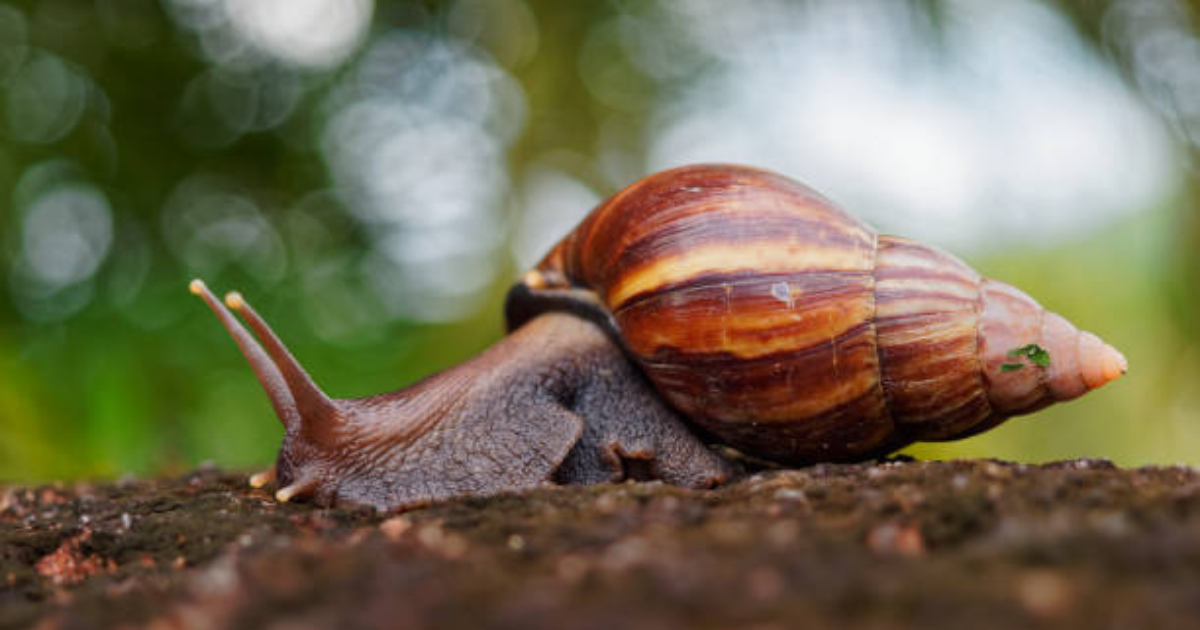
[507,164,1126,464]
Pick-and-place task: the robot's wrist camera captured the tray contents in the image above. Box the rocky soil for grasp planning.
[4,459,1200,629]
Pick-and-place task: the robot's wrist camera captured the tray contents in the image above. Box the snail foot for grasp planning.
[552,342,741,488]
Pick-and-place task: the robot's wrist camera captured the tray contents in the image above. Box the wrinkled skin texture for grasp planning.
[193,276,737,511]
[296,315,740,509]
[275,313,737,510]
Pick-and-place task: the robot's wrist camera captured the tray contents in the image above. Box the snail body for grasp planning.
[193,164,1126,511]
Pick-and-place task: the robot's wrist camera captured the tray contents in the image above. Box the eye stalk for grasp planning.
[219,288,338,427]
[190,279,302,431]
[191,278,346,503]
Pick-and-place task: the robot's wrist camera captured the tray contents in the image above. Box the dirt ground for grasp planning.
[3,458,1200,629]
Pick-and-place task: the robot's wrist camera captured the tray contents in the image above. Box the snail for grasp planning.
[191,164,1127,511]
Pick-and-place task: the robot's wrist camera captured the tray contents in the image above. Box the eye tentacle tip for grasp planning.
[225,292,245,310]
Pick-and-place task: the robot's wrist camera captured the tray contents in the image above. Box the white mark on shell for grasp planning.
[770,281,795,309]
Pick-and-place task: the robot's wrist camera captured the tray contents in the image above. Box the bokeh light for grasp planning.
[0,0,1198,480]
[322,30,526,321]
[646,0,1179,250]
[224,0,372,69]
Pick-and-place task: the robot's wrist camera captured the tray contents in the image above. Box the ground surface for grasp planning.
[3,459,1200,629]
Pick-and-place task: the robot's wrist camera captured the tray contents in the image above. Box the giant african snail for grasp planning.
[191,164,1127,511]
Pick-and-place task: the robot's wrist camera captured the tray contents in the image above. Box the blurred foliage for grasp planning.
[0,0,1198,481]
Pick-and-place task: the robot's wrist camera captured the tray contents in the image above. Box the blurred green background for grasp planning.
[0,0,1197,481]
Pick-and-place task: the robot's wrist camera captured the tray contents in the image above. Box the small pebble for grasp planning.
[765,520,800,547]
[594,493,620,514]
[866,522,925,557]
[773,488,807,502]
[1093,512,1128,537]
[1017,570,1073,617]
[746,567,785,602]
[556,555,588,583]
[416,523,468,559]
[600,537,651,572]
[379,517,412,541]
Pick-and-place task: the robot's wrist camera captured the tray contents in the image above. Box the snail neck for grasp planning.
[274,312,735,509]
[504,279,623,344]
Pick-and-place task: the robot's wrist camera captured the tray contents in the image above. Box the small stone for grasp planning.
[38,488,66,505]
[0,489,16,512]
[708,520,753,544]
[440,533,469,559]
[380,516,412,541]
[765,520,800,548]
[767,487,809,517]
[417,523,446,547]
[556,555,589,583]
[418,524,444,547]
[1017,570,1073,617]
[1093,512,1128,537]
[35,530,115,586]
[866,522,925,557]
[415,523,469,559]
[594,493,621,514]
[507,534,526,551]
[773,488,807,502]
[746,566,785,602]
[600,537,651,572]
[342,528,372,548]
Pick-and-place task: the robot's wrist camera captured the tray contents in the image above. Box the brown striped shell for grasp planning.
[506,164,1127,464]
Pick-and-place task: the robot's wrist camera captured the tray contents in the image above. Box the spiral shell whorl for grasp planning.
[874,241,1128,440]
[872,236,991,440]
[530,165,895,462]
[517,164,1126,464]
[978,280,1127,414]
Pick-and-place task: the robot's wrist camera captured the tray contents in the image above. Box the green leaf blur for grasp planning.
[0,0,1197,480]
